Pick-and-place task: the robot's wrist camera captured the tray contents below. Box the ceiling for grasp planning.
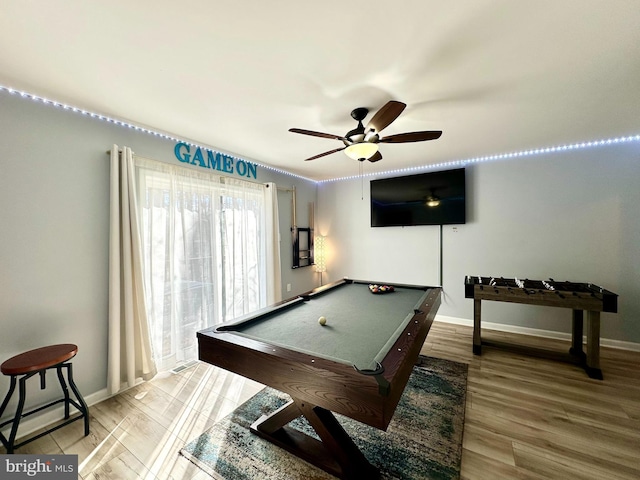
[1,1,639,181]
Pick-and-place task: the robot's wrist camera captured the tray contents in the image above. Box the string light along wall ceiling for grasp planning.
[320,135,640,184]
[2,84,639,184]
[0,84,313,183]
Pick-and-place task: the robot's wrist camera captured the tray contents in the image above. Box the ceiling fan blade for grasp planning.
[379,131,442,143]
[368,151,383,162]
[289,128,346,141]
[366,101,406,133]
[304,146,346,161]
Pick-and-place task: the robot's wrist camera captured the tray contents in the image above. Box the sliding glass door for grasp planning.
[135,159,268,371]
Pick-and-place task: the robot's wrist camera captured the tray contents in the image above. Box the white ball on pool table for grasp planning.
[318,316,327,326]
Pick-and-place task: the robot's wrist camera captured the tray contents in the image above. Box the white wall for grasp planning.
[0,91,317,417]
[317,178,441,286]
[318,143,640,344]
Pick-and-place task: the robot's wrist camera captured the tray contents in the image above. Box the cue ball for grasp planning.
[318,316,327,326]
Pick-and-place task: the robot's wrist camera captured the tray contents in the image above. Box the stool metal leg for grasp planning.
[65,363,89,436]
[0,375,17,420]
[0,375,18,451]
[56,365,71,419]
[6,375,30,453]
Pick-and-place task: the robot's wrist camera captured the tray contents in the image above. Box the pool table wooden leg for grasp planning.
[250,398,379,479]
[250,398,302,434]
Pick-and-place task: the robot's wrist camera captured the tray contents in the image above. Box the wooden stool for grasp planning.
[0,344,89,453]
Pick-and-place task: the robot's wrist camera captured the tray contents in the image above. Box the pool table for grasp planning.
[197,278,442,479]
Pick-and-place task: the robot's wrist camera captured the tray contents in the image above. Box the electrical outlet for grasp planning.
[287,283,292,292]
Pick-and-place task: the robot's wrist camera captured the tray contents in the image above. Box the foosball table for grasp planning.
[464,276,618,379]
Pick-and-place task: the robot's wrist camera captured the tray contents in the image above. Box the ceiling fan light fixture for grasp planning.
[426,196,440,207]
[344,142,379,161]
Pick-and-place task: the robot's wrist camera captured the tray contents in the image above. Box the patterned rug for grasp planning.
[180,356,467,479]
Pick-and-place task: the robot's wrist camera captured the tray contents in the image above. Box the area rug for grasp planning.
[180,356,467,479]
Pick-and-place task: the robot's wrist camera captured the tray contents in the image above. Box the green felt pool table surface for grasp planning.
[216,281,429,371]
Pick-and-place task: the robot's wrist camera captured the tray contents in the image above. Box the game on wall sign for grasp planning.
[174,142,257,179]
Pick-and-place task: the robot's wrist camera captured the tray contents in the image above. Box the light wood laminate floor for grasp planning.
[2,322,639,479]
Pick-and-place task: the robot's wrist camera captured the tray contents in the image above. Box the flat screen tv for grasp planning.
[371,168,466,227]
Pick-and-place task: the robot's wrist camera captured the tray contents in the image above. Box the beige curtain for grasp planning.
[265,182,282,304]
[108,145,157,395]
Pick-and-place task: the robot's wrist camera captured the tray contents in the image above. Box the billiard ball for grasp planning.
[318,316,327,326]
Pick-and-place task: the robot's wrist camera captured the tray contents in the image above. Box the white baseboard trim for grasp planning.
[0,387,112,442]
[1,370,178,444]
[435,314,640,352]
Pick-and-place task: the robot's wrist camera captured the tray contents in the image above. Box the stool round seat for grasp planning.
[1,344,78,376]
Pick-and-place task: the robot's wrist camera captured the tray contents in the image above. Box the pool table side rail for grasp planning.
[215,296,307,331]
[198,327,391,429]
[299,278,350,299]
[301,278,435,301]
[379,287,442,426]
[373,289,431,370]
[349,278,436,291]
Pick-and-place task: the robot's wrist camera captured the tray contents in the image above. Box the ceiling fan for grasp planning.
[289,101,442,163]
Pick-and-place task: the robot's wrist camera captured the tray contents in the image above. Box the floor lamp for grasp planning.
[314,235,326,286]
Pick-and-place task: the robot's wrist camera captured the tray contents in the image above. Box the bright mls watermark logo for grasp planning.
[0,455,77,479]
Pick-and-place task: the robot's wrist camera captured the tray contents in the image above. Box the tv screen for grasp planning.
[371,168,466,227]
